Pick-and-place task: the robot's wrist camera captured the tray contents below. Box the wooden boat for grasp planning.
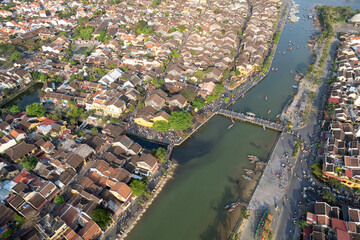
[263,126,266,131]
[290,70,293,74]
[228,124,234,129]
[275,68,278,72]
[271,67,274,71]
[265,96,268,101]
[283,52,285,55]
[242,175,252,181]
[244,168,254,175]
[268,109,271,114]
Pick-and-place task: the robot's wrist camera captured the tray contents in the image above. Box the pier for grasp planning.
[216,109,285,132]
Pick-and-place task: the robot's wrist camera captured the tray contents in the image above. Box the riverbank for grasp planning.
[0,81,41,108]
[116,162,178,240]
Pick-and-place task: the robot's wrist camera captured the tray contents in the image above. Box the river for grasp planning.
[126,1,360,240]
[2,82,43,110]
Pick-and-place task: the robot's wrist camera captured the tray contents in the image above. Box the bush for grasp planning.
[21,156,39,171]
[192,98,205,110]
[26,103,45,117]
[292,140,301,157]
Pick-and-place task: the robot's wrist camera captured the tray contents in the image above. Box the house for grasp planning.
[109,182,132,203]
[99,68,123,86]
[0,165,19,180]
[169,94,187,109]
[113,135,142,155]
[0,204,15,234]
[5,142,37,162]
[36,214,68,240]
[134,106,157,127]
[130,154,159,177]
[145,94,166,110]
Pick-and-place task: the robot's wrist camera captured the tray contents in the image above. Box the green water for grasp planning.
[124,0,360,239]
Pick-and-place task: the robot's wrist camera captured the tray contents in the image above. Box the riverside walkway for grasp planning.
[216,109,285,132]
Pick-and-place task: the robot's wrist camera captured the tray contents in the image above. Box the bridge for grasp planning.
[217,109,285,132]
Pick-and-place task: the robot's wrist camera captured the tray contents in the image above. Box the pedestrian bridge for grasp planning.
[217,109,285,132]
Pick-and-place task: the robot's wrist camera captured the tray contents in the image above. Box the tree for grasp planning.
[21,156,39,171]
[328,178,342,189]
[151,147,167,162]
[180,89,197,102]
[92,206,111,229]
[54,195,64,205]
[14,214,25,227]
[192,98,205,110]
[26,103,45,117]
[90,127,98,136]
[10,105,21,113]
[169,111,193,130]
[2,88,10,96]
[153,120,169,132]
[10,52,21,61]
[322,190,336,204]
[130,180,146,196]
[298,219,308,229]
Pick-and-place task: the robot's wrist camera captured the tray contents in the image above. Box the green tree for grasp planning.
[328,178,342,189]
[10,105,21,114]
[192,98,205,110]
[90,127,98,136]
[14,214,25,227]
[169,111,193,130]
[92,206,111,229]
[153,120,169,132]
[21,156,39,171]
[298,219,308,229]
[180,89,197,102]
[54,195,64,205]
[10,52,21,61]
[26,103,45,117]
[322,190,336,204]
[130,180,146,196]
[151,147,167,162]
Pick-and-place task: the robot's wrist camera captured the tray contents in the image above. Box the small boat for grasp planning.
[228,204,237,213]
[293,85,298,88]
[290,47,292,50]
[263,126,266,131]
[283,52,285,55]
[224,202,236,210]
[265,96,268,101]
[244,168,254,174]
[278,51,281,54]
[228,124,234,129]
[290,70,293,74]
[242,175,252,181]
[275,68,278,72]
[268,109,271,114]
[271,67,274,71]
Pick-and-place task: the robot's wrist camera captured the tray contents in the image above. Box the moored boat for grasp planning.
[268,109,271,114]
[242,175,252,181]
[228,124,234,129]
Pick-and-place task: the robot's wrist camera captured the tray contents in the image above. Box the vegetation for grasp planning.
[151,147,167,162]
[21,156,39,171]
[322,190,336,204]
[73,26,94,40]
[273,31,281,44]
[26,103,45,117]
[153,120,169,132]
[206,84,224,103]
[169,110,193,130]
[54,195,64,205]
[180,89,197,102]
[90,127,99,136]
[292,139,301,157]
[311,160,323,176]
[92,206,111,229]
[95,30,112,43]
[192,98,205,110]
[10,105,21,114]
[135,20,154,35]
[328,178,342,189]
[130,179,147,196]
[298,219,308,229]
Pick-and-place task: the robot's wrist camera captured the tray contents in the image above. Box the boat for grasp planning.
[290,70,293,74]
[265,96,268,101]
[271,67,274,71]
[228,204,238,213]
[248,155,259,161]
[275,68,278,72]
[242,175,252,181]
[283,52,285,55]
[228,124,234,129]
[263,126,266,131]
[224,202,237,210]
[268,109,271,114]
[293,85,298,88]
[244,168,254,174]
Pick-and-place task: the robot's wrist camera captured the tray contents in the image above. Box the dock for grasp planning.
[216,109,285,132]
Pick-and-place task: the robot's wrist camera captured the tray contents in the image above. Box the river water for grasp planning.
[126,1,360,240]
